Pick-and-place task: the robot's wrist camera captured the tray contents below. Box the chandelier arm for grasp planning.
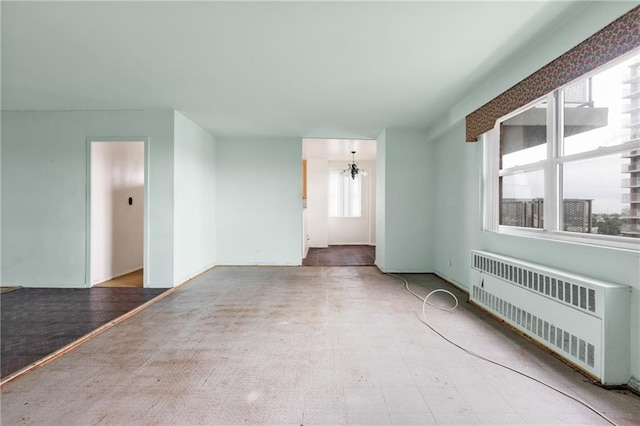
[344,150,361,179]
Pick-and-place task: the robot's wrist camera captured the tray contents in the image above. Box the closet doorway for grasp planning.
[88,139,146,287]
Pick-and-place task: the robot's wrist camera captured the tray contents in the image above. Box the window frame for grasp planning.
[483,55,640,252]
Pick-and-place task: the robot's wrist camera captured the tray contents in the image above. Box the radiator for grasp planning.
[470,250,631,385]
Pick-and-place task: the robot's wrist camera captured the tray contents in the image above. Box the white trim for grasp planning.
[499,160,548,176]
[554,162,563,233]
[554,140,640,164]
[483,130,500,231]
[546,91,559,232]
[494,226,640,252]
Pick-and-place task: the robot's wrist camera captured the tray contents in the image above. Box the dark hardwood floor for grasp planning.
[302,245,375,266]
[1,287,169,378]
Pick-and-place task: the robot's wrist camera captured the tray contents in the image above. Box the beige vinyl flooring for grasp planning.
[1,266,639,425]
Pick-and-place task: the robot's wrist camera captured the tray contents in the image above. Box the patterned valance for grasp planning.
[466,6,640,142]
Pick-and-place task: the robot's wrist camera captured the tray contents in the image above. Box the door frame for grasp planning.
[85,137,150,287]
[301,138,378,266]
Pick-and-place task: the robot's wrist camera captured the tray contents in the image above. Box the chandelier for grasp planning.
[342,151,368,180]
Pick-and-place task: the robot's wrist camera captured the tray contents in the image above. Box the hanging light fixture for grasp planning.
[342,151,368,180]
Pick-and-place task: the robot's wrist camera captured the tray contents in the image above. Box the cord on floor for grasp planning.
[388,273,618,426]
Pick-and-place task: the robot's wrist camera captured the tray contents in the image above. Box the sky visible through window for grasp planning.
[502,53,639,215]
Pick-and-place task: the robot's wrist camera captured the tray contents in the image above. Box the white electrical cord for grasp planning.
[389,273,619,426]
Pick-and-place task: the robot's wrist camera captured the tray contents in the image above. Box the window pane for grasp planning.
[500,100,548,169]
[329,170,362,217]
[563,51,640,156]
[500,169,544,228]
[562,153,636,236]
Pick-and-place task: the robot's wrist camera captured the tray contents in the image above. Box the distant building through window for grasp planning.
[620,59,640,237]
[500,198,592,233]
[486,48,640,246]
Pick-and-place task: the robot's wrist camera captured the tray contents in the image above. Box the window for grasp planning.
[485,49,640,249]
[329,169,362,217]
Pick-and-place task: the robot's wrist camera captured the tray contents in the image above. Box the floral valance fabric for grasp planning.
[465,6,640,142]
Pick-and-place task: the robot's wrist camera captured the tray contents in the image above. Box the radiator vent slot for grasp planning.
[472,252,596,314]
[473,286,595,367]
[470,250,630,385]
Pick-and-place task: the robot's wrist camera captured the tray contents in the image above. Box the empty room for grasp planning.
[1,1,640,425]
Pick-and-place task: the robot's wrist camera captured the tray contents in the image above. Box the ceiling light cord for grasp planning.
[388,273,619,426]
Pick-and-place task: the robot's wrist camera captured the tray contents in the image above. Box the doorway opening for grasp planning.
[88,140,146,287]
[301,138,377,266]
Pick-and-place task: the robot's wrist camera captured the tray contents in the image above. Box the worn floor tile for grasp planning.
[1,266,638,426]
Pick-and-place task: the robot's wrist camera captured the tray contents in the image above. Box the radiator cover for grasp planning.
[470,250,631,385]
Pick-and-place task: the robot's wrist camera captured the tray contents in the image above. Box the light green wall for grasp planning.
[431,123,640,386]
[1,110,175,287]
[375,130,386,271]
[427,1,638,140]
[0,3,2,285]
[432,121,483,288]
[377,128,434,272]
[428,1,640,387]
[215,137,302,265]
[173,111,217,284]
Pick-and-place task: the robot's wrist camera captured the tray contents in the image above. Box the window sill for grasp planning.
[491,226,640,252]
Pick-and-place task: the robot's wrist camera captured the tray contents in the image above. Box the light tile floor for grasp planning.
[1,266,639,425]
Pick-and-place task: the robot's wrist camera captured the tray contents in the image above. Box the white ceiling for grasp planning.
[303,138,376,161]
[2,1,584,139]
